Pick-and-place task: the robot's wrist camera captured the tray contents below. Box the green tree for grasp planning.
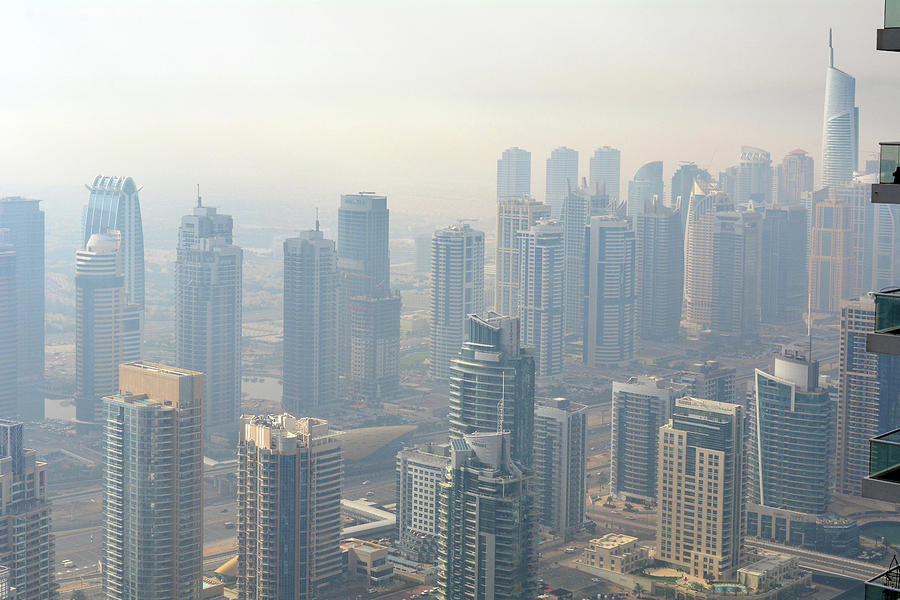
[71,591,88,600]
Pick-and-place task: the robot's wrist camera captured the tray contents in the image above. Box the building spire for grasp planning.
[197,184,202,208]
[828,27,834,68]
[315,207,320,232]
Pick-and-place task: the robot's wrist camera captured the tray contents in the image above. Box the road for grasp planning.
[746,538,884,581]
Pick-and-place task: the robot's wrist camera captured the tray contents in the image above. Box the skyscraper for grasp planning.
[545,147,578,217]
[626,161,664,217]
[561,184,612,337]
[102,362,204,600]
[83,176,145,309]
[746,344,834,542]
[517,219,564,376]
[733,146,773,204]
[496,147,531,201]
[0,420,57,600]
[396,443,450,563]
[338,193,400,404]
[175,198,242,433]
[658,397,744,581]
[495,197,550,316]
[347,294,401,404]
[710,207,762,337]
[750,345,833,509]
[430,224,485,380]
[760,204,808,325]
[436,431,537,600]
[836,297,900,495]
[533,397,586,537]
[0,239,16,418]
[283,226,339,414]
[238,414,343,600]
[583,215,635,365]
[683,180,730,335]
[777,149,815,204]
[809,194,852,314]
[822,30,859,188]
[448,313,535,466]
[611,377,684,503]
[75,232,141,426]
[634,199,683,341]
[338,193,390,297]
[0,198,44,420]
[671,163,711,213]
[589,146,621,202]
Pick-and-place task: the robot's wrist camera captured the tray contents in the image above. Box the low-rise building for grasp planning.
[737,554,804,593]
[342,538,394,588]
[581,534,650,574]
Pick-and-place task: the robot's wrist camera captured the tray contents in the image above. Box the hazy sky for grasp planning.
[1,0,898,225]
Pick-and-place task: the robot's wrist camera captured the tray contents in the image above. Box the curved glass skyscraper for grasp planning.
[83,175,145,310]
[822,29,859,188]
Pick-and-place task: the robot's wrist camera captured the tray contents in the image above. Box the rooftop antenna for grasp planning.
[315,207,320,232]
[828,27,834,68]
[807,288,813,360]
[497,372,506,434]
[197,184,202,208]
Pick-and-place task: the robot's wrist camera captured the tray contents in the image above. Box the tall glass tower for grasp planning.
[822,29,859,188]
[545,147,578,217]
[0,198,44,420]
[448,314,535,466]
[283,225,339,414]
[83,176,145,310]
[429,224,484,381]
[175,198,242,433]
[496,147,531,201]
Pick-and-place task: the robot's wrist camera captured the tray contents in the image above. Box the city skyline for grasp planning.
[1,3,898,222]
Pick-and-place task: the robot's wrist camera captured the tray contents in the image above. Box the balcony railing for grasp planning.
[866,290,900,354]
[865,558,900,600]
[862,428,900,502]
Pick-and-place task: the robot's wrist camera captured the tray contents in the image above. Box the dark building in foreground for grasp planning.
[448,313,535,466]
[0,420,57,600]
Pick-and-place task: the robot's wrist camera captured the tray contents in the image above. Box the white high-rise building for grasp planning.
[283,225,339,414]
[611,377,684,503]
[627,161,664,217]
[545,147,578,217]
[175,199,242,433]
[517,219,564,376]
[75,232,141,425]
[822,29,859,188]
[497,147,531,201]
[429,224,484,380]
[533,398,586,537]
[495,198,550,316]
[589,146,621,202]
[396,443,450,563]
[584,216,635,365]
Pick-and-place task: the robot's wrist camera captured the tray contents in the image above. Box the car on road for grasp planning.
[61,559,75,568]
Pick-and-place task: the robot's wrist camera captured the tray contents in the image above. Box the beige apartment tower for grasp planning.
[658,397,744,581]
[102,362,204,600]
[238,414,343,600]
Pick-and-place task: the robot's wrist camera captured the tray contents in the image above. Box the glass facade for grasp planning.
[869,428,900,482]
[875,290,900,334]
[880,143,900,184]
[887,0,900,29]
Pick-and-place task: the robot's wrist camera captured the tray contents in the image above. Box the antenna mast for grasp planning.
[197,184,202,208]
[497,372,506,434]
